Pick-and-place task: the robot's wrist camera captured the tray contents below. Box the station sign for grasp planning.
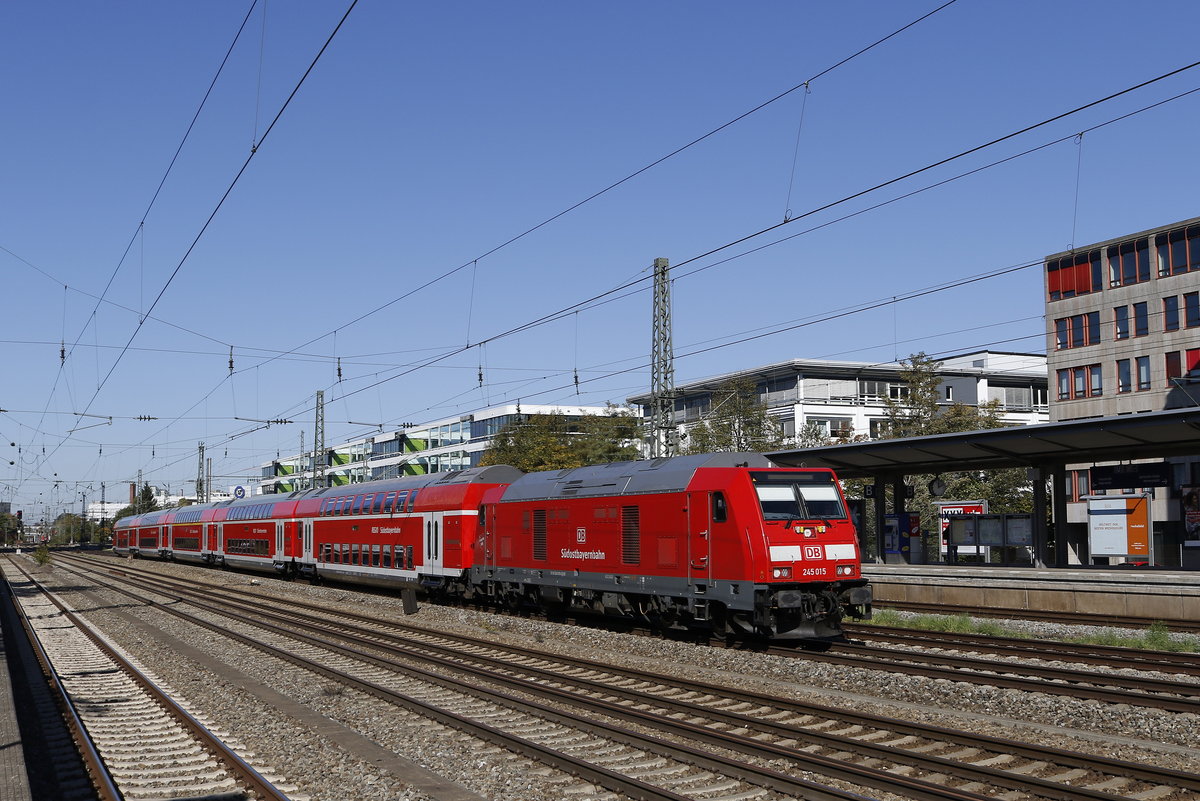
[1089,463,1171,490]
[1086,494,1150,558]
[935,499,988,533]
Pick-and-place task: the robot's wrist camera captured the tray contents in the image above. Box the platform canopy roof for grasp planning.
[767,408,1200,479]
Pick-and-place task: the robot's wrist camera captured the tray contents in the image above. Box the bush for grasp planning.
[32,544,52,566]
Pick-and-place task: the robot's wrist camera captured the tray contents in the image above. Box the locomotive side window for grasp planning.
[711,492,727,523]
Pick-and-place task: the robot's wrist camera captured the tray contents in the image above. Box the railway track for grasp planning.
[1,557,295,801]
[54,553,1200,801]
[845,623,1200,676]
[873,599,1200,635]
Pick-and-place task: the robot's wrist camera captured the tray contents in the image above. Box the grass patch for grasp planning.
[866,609,1018,637]
[1065,621,1196,653]
[865,608,1196,652]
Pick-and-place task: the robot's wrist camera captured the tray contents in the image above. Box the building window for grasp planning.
[1066,469,1091,502]
[1136,356,1151,391]
[1114,306,1129,340]
[1167,351,1182,384]
[1055,312,1100,350]
[1164,296,1180,331]
[1133,302,1149,337]
[1057,365,1101,400]
[1189,348,1200,377]
[1116,359,1131,393]
[1185,292,1200,328]
[1109,238,1152,287]
[1046,250,1101,301]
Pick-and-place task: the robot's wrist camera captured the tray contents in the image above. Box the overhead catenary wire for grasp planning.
[27,0,360,489]
[112,70,1200,485]
[11,26,1200,501]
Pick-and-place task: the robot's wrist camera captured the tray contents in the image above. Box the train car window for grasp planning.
[407,544,415,568]
[711,492,727,523]
[478,505,485,526]
[384,491,397,513]
[361,494,374,513]
[337,497,350,515]
[382,547,392,569]
[351,496,365,515]
[372,494,385,514]
[406,490,418,513]
[372,544,381,567]
[393,491,408,513]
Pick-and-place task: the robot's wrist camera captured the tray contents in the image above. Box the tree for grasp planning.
[681,378,790,454]
[479,407,641,473]
[50,512,96,545]
[0,512,20,547]
[135,483,159,514]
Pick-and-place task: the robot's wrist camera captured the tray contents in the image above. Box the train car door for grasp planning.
[424,511,445,574]
[275,521,285,559]
[686,491,712,585]
[302,520,313,561]
[205,524,217,554]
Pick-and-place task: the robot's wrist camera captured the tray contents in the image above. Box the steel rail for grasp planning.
[62,561,879,801]
[809,640,1200,702]
[0,561,123,801]
[874,599,1200,634]
[62,556,1200,801]
[845,623,1200,675]
[63,558,1007,801]
[68,553,1200,793]
[6,559,290,801]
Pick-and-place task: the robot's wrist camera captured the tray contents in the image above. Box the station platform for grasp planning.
[1,591,34,801]
[862,563,1200,624]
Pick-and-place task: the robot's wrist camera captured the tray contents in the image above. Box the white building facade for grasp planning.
[256,403,618,495]
[629,351,1048,448]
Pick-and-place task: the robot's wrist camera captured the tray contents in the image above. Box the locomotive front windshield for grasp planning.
[750,472,846,520]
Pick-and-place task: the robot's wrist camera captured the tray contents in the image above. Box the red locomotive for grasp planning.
[113,454,871,638]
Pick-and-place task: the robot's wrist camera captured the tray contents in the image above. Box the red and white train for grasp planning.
[113,453,872,638]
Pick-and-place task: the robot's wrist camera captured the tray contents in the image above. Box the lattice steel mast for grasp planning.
[649,257,676,458]
[313,390,325,488]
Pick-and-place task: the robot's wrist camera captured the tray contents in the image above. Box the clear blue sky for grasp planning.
[4,1,1200,520]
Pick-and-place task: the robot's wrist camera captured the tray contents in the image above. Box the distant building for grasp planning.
[628,351,1049,448]
[256,402,617,494]
[1044,215,1200,566]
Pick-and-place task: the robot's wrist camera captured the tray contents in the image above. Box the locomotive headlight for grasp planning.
[802,527,816,538]
[836,565,854,576]
[772,567,792,579]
